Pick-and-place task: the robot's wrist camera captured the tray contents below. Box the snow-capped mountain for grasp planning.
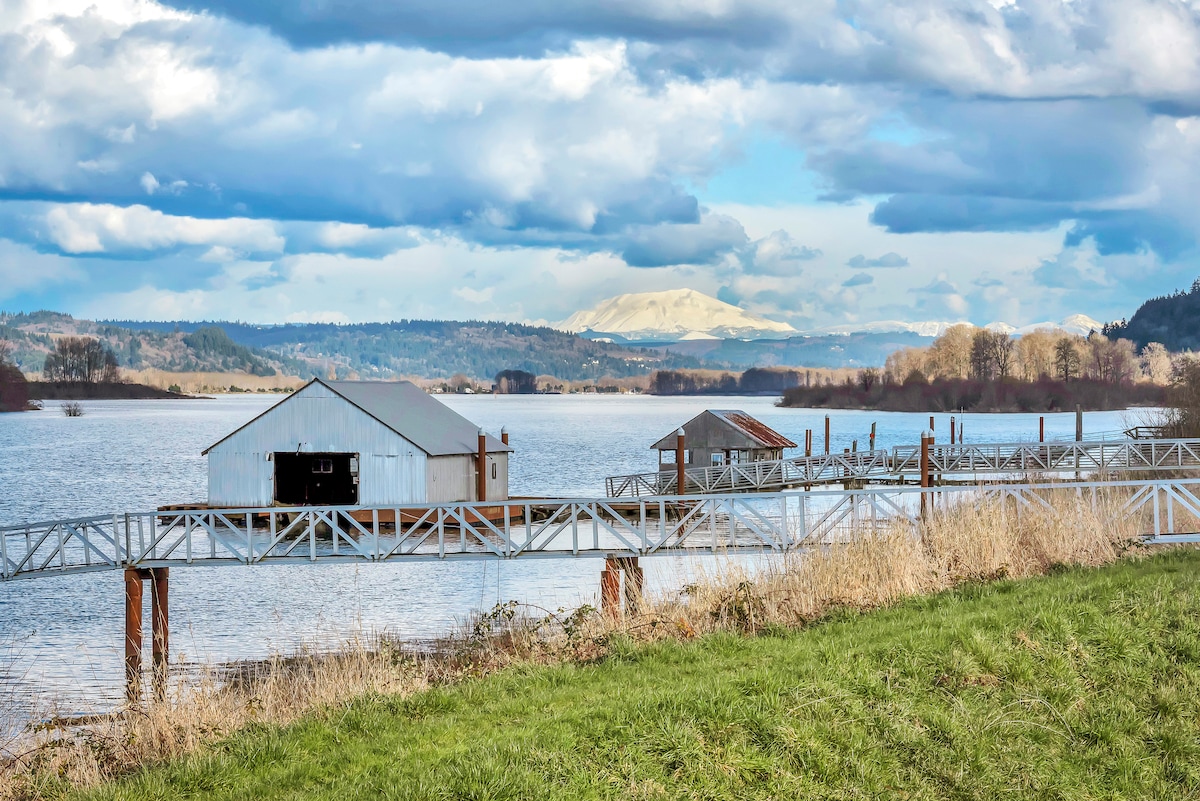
[556,289,797,341]
[818,315,1105,338]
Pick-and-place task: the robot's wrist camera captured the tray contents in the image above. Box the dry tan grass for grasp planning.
[125,369,305,394]
[0,493,1147,800]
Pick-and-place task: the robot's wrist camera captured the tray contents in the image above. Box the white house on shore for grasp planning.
[203,378,510,507]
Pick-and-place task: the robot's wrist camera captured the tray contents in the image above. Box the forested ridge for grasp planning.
[0,313,706,381]
[1104,278,1200,351]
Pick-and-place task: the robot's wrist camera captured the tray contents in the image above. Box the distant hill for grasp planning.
[100,318,707,381]
[0,312,307,378]
[644,331,936,369]
[1104,279,1200,351]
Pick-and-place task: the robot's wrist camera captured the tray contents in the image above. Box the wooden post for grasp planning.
[959,418,964,444]
[824,415,830,455]
[1039,416,1045,443]
[675,428,686,495]
[476,429,487,503]
[805,429,812,458]
[919,432,930,518]
[852,440,858,453]
[950,416,956,445]
[929,415,935,433]
[151,568,169,700]
[1075,405,1083,480]
[869,422,876,451]
[124,568,144,703]
[501,427,509,446]
[600,558,621,616]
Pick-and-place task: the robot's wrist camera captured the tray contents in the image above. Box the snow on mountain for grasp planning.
[816,320,971,337]
[818,315,1105,339]
[556,289,796,341]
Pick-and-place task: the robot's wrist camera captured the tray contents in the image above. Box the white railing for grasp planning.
[606,438,1200,497]
[5,478,1200,581]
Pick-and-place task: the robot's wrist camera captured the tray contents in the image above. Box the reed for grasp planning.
[0,492,1149,800]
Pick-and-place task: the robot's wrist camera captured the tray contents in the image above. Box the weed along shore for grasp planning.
[55,552,1200,799]
[4,493,1199,799]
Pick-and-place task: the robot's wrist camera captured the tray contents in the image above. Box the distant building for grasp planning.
[651,410,796,470]
[204,378,510,507]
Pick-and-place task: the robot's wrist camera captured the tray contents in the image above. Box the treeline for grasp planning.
[778,324,1173,412]
[881,325,1167,386]
[648,367,856,396]
[781,376,1165,413]
[42,337,121,383]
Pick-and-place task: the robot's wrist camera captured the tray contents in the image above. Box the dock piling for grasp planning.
[151,568,169,700]
[124,568,143,703]
[824,416,830,455]
[476,429,487,503]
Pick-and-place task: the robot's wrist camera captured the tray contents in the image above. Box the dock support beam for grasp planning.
[600,556,643,616]
[124,567,170,704]
[124,568,143,703]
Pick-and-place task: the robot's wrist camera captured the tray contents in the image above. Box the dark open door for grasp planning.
[274,452,359,505]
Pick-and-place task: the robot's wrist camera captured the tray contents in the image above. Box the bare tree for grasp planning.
[1055,337,1082,382]
[1141,342,1172,385]
[42,337,120,383]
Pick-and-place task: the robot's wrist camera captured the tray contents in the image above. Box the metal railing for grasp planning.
[5,478,1200,581]
[605,438,1200,497]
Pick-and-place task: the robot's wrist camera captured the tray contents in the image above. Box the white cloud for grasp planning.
[41,203,285,254]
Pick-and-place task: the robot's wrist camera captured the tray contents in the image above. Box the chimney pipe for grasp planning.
[675,427,686,495]
[477,429,487,503]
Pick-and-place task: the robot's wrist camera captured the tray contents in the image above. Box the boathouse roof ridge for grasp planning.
[202,378,512,457]
[650,409,796,450]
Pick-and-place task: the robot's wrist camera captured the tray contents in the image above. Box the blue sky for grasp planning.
[2,0,1199,330]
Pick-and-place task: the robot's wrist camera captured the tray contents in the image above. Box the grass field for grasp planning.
[73,551,1200,801]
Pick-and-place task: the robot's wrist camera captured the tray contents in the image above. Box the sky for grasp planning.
[2,0,1200,331]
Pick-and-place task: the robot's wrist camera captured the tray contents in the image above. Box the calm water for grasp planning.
[0,394,1139,722]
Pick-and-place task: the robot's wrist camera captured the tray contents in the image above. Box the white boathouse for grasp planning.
[203,378,510,507]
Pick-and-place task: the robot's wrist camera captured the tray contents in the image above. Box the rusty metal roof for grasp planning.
[714,411,797,449]
[651,409,796,450]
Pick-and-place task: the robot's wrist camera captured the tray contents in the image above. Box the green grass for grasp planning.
[82,552,1200,800]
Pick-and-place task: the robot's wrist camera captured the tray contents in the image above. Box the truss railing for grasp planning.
[605,450,893,497]
[5,478,1200,581]
[605,438,1200,497]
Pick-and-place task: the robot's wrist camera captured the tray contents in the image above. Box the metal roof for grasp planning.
[203,378,512,457]
[651,409,796,450]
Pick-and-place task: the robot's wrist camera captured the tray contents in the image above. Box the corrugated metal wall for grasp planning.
[207,382,428,506]
[425,453,510,503]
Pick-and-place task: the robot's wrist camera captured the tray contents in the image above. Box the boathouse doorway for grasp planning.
[273,452,359,506]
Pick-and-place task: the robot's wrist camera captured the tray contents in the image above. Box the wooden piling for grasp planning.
[151,568,169,699]
[805,429,812,458]
[124,568,143,703]
[919,432,931,518]
[824,415,830,455]
[950,416,956,445]
[501,427,509,446]
[600,558,621,616]
[869,422,876,451]
[1039,416,1045,443]
[929,415,935,433]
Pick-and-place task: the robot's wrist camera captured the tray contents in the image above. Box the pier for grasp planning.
[604,438,1200,496]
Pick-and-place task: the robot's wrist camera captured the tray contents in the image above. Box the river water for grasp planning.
[0,394,1140,723]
